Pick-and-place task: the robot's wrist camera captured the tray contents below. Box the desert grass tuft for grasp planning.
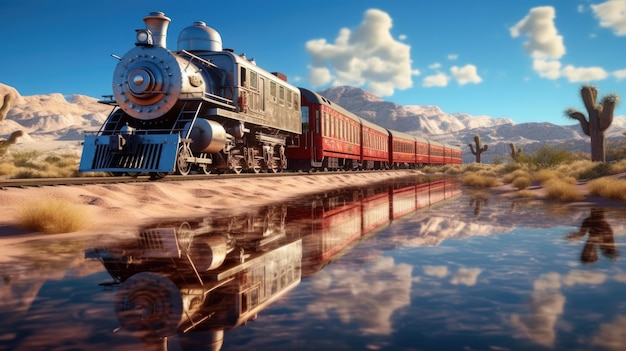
[587,178,626,202]
[543,179,583,201]
[511,176,532,190]
[516,189,536,198]
[502,169,531,184]
[16,199,91,234]
[532,169,561,185]
[462,173,500,188]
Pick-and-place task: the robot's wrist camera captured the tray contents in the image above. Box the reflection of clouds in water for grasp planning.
[511,273,564,347]
[512,269,624,348]
[450,267,482,286]
[422,265,448,278]
[592,315,626,351]
[422,265,481,286]
[307,256,412,335]
[562,270,607,286]
[614,273,626,283]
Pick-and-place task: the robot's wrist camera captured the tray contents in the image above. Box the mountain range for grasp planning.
[1,83,625,163]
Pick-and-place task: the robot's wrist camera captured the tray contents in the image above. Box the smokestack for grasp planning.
[143,12,171,48]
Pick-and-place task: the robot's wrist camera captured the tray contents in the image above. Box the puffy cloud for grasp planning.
[613,68,626,80]
[511,273,565,347]
[561,65,609,82]
[510,6,566,60]
[450,267,482,286]
[592,315,626,351]
[423,265,449,278]
[450,64,483,85]
[592,0,626,36]
[533,59,562,79]
[422,72,449,87]
[306,9,418,97]
[561,270,608,286]
[306,256,412,335]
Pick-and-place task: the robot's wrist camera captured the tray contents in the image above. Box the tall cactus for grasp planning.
[564,85,619,162]
[509,143,522,161]
[468,134,488,163]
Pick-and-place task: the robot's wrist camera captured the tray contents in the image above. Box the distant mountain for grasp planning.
[319,86,626,163]
[1,83,624,163]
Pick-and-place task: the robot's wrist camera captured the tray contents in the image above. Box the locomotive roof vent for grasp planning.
[142,12,171,48]
[177,21,223,52]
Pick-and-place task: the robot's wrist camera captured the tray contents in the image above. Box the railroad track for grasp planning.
[0,170,393,189]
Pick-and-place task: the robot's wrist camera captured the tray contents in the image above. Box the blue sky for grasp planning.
[1,0,624,125]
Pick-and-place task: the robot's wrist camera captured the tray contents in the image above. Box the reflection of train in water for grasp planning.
[86,179,460,349]
[79,12,461,178]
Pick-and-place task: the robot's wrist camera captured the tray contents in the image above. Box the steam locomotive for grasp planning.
[79,12,460,178]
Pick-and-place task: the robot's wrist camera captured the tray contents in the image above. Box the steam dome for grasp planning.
[177,21,223,52]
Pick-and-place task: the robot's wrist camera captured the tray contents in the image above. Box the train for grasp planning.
[79,12,461,178]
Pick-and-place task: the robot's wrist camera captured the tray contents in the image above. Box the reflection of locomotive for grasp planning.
[86,179,460,349]
[79,12,461,178]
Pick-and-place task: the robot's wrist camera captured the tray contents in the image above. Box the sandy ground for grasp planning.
[1,169,624,250]
[0,171,421,242]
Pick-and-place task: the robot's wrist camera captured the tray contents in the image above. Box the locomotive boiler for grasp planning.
[79,12,301,177]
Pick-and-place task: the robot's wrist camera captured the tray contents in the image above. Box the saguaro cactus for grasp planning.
[468,135,488,163]
[509,143,523,161]
[0,90,23,157]
[564,85,619,162]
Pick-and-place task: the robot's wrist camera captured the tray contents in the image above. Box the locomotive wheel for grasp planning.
[199,165,212,174]
[150,172,168,180]
[175,145,193,176]
[228,155,244,174]
[251,158,262,174]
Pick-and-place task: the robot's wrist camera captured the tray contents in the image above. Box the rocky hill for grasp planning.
[1,83,624,162]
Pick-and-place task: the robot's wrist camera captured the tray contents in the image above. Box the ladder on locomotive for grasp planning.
[172,100,203,139]
[98,109,125,135]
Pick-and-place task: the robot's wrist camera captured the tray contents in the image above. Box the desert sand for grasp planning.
[0,171,420,242]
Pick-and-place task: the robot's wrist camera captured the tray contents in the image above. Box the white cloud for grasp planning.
[399,34,407,40]
[578,4,586,13]
[561,65,609,82]
[450,267,482,286]
[422,72,449,87]
[305,9,417,97]
[511,273,565,347]
[561,270,608,286]
[447,54,459,60]
[592,315,626,351]
[533,59,562,79]
[510,6,566,60]
[429,62,442,70]
[423,265,449,278]
[451,64,483,85]
[592,0,626,36]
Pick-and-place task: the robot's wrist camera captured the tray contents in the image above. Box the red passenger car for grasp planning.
[360,118,389,169]
[286,88,361,171]
[388,129,416,169]
[429,140,445,165]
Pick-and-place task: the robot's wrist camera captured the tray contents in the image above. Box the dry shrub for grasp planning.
[557,160,596,179]
[503,169,531,184]
[462,173,500,188]
[587,178,626,202]
[512,176,532,190]
[2,150,80,178]
[533,169,560,185]
[16,199,91,234]
[543,179,583,201]
[516,190,536,198]
[610,159,626,175]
